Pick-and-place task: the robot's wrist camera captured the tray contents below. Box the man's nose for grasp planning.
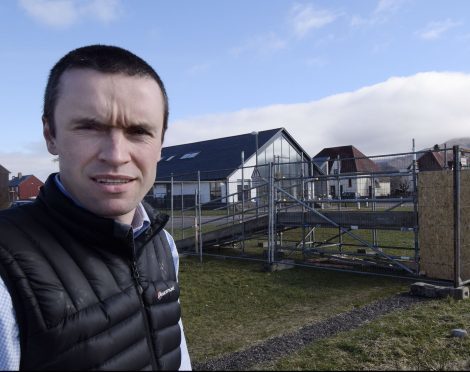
[97,130,131,165]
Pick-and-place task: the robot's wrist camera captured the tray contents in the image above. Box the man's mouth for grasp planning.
[92,176,135,185]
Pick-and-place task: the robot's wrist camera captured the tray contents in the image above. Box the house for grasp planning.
[153,128,317,208]
[417,150,447,171]
[8,173,44,201]
[0,165,10,209]
[312,145,390,199]
[416,149,469,171]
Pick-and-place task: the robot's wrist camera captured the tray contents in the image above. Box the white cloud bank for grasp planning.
[19,0,122,28]
[166,71,470,157]
[2,71,468,180]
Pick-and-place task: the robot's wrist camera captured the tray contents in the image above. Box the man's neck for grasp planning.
[53,173,146,230]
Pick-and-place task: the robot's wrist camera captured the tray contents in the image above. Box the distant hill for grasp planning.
[436,137,470,150]
[376,137,470,171]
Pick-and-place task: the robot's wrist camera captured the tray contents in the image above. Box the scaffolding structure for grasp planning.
[150,147,470,284]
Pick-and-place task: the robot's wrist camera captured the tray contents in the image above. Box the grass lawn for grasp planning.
[178,256,410,364]
[258,297,470,370]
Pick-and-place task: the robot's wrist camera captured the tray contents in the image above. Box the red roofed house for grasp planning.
[8,173,44,201]
[417,150,448,171]
[312,145,390,199]
[416,149,469,171]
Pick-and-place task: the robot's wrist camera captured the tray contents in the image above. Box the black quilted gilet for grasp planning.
[0,174,182,370]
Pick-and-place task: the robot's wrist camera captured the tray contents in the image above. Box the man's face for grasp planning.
[43,69,164,224]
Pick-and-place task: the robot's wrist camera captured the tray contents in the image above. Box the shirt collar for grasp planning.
[54,174,150,237]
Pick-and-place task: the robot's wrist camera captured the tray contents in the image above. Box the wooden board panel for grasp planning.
[419,170,470,281]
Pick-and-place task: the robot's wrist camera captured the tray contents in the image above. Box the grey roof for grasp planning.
[156,128,311,181]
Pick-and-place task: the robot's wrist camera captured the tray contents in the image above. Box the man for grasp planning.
[0,45,191,370]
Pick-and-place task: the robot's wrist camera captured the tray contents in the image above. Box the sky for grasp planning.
[1,0,470,181]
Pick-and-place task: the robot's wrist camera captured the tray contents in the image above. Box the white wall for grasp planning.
[325,177,391,198]
[227,154,258,202]
[156,182,212,203]
[375,181,391,197]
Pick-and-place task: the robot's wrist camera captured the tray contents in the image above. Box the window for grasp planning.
[165,155,175,161]
[210,182,222,200]
[330,185,336,197]
[180,152,200,159]
[348,178,352,188]
[237,180,251,202]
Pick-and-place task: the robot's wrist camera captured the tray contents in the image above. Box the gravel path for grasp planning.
[193,293,430,371]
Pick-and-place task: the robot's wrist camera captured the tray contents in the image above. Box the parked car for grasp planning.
[9,200,34,208]
[341,192,359,199]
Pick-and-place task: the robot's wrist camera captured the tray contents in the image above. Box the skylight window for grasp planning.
[165,155,176,161]
[180,151,200,159]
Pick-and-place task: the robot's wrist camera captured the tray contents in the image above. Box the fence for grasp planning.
[151,146,469,284]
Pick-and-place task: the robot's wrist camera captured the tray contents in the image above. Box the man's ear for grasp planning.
[42,116,58,155]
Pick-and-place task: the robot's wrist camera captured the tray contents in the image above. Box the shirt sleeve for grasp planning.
[0,276,20,371]
[164,230,192,371]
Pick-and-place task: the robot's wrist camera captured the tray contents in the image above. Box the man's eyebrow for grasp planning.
[71,117,106,127]
[71,117,156,132]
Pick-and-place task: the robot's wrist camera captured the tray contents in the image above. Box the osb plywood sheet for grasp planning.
[420,262,453,280]
[462,243,470,280]
[461,171,470,281]
[419,170,453,188]
[418,170,470,281]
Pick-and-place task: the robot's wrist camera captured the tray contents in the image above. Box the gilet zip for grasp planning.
[131,259,159,370]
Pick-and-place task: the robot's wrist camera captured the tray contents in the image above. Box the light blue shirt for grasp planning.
[0,177,191,370]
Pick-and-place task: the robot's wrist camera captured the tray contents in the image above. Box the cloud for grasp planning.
[289,3,338,38]
[166,72,470,156]
[229,32,287,57]
[5,72,469,179]
[19,0,122,28]
[0,142,58,183]
[186,63,212,76]
[351,0,408,27]
[416,19,462,40]
[373,0,407,16]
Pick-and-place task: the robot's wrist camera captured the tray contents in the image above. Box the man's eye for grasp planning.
[128,127,151,136]
[77,124,98,130]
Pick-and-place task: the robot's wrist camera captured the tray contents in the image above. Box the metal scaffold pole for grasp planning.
[181,181,184,239]
[241,151,245,253]
[372,174,377,250]
[170,173,174,237]
[412,139,419,272]
[194,189,199,254]
[198,170,203,262]
[268,162,275,265]
[453,145,461,288]
[301,155,306,256]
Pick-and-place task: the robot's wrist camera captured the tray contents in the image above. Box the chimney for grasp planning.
[17,172,22,180]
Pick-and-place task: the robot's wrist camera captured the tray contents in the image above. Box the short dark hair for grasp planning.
[43,44,169,142]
